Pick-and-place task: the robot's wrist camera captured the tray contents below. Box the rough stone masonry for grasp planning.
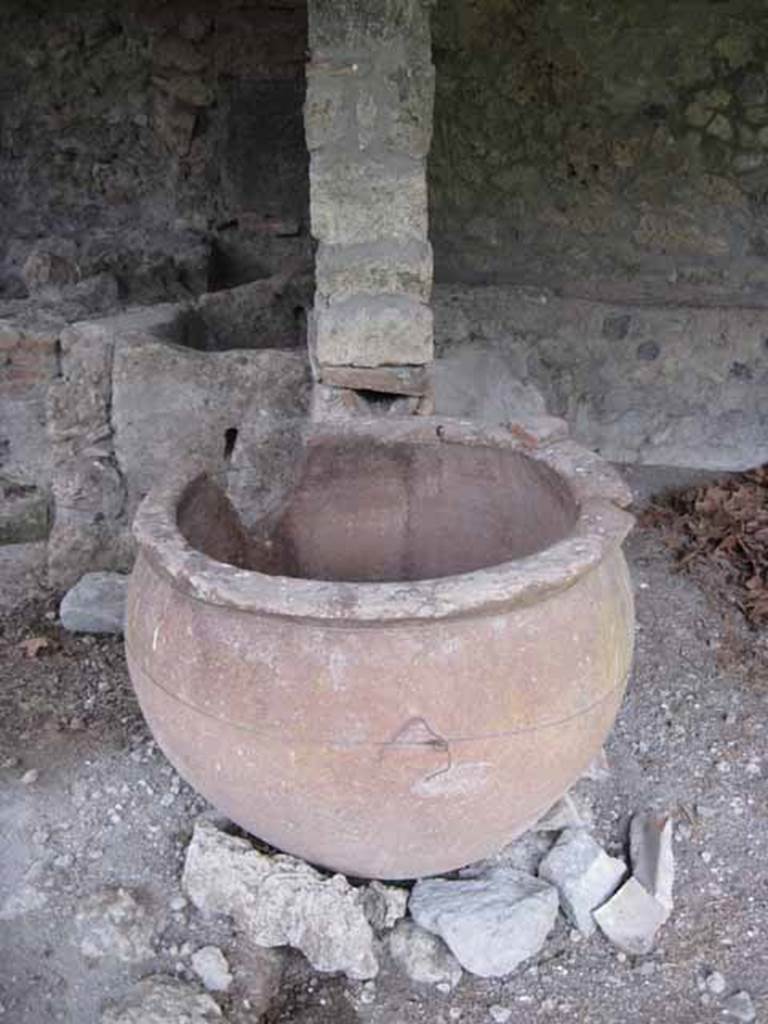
[305,0,435,410]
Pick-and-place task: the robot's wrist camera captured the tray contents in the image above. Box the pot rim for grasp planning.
[133,415,635,625]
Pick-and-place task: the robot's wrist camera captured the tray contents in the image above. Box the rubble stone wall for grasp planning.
[425,0,768,471]
[430,0,768,304]
[0,0,311,305]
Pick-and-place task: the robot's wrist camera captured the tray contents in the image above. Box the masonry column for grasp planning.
[304,0,435,413]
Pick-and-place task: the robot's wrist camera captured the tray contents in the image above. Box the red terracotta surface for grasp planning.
[126,416,634,879]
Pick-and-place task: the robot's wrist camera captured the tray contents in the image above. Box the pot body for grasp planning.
[126,542,633,879]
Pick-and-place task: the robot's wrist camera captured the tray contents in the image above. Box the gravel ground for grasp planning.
[0,519,766,1023]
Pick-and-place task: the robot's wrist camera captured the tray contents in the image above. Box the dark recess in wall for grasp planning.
[0,0,312,313]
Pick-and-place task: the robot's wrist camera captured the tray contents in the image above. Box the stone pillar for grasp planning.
[304,0,435,414]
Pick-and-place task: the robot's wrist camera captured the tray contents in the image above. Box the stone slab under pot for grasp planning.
[125,415,634,880]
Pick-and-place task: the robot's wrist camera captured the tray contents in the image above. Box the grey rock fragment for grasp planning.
[629,811,674,914]
[533,791,593,832]
[191,946,233,992]
[75,887,154,963]
[229,940,284,1020]
[362,880,408,932]
[538,828,626,936]
[462,830,553,879]
[60,572,127,635]
[100,975,224,1023]
[705,970,726,995]
[723,991,756,1022]
[593,877,668,955]
[182,818,378,980]
[388,919,462,989]
[489,1008,512,1024]
[409,867,558,978]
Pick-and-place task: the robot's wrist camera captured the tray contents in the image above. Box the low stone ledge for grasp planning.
[433,283,768,471]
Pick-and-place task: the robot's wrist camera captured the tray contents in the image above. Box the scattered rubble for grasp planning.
[409,868,558,977]
[100,975,225,1023]
[388,919,463,989]
[593,876,669,955]
[174,806,678,987]
[591,809,675,954]
[629,811,674,913]
[191,945,233,992]
[60,571,128,634]
[722,990,757,1023]
[74,886,154,962]
[363,879,409,932]
[538,828,626,936]
[182,818,379,979]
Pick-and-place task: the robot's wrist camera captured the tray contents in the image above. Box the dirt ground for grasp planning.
[1,515,766,1024]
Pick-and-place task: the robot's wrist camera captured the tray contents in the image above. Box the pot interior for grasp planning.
[178,440,579,583]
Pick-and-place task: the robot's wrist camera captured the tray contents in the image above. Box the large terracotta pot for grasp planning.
[126,416,634,879]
